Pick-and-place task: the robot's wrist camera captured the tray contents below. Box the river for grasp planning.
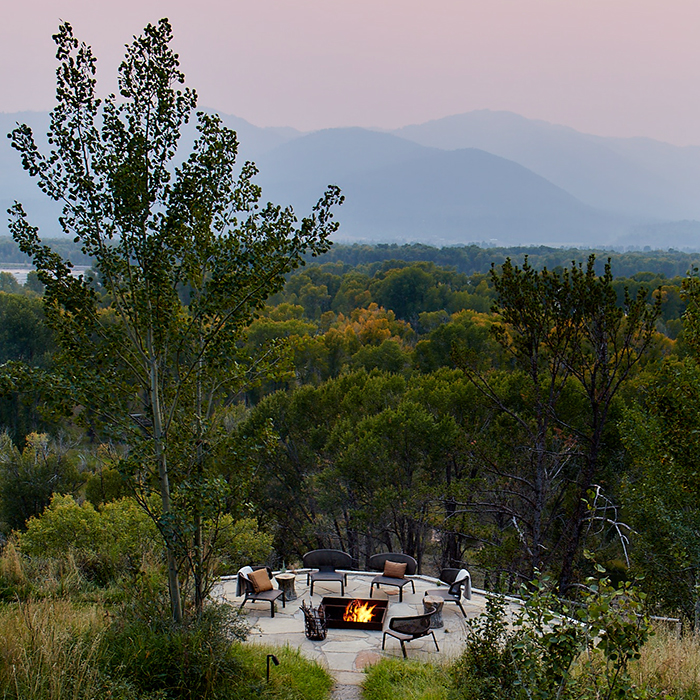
[0,265,91,285]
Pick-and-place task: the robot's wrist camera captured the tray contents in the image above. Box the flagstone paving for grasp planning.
[215,570,498,689]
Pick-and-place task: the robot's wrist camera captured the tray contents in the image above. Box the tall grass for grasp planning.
[630,626,700,699]
[0,542,25,583]
[0,538,105,603]
[234,644,335,700]
[0,597,334,700]
[0,542,333,699]
[0,599,107,700]
[362,659,449,700]
[0,541,28,598]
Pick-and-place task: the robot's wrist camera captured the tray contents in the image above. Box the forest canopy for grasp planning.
[0,239,694,618]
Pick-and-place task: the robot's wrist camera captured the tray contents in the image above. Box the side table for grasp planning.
[275,573,297,602]
[423,595,444,628]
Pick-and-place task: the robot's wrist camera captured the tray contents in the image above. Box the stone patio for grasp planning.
[215,570,494,687]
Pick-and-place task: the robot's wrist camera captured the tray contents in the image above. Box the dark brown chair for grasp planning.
[303,549,353,596]
[382,611,440,658]
[424,568,471,618]
[237,566,285,618]
[368,552,417,602]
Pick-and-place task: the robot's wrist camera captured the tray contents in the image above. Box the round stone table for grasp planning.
[275,573,297,602]
[423,595,444,628]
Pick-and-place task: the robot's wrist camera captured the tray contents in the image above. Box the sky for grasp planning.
[2,0,700,145]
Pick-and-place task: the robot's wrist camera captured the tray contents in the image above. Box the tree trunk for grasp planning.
[193,344,205,618]
[149,350,183,624]
[558,404,604,595]
[694,571,700,634]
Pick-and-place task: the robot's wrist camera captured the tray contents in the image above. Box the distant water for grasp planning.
[0,265,90,285]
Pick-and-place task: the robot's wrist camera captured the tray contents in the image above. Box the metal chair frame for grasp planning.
[237,566,286,618]
[302,549,352,596]
[423,567,471,618]
[382,611,440,658]
[368,552,417,603]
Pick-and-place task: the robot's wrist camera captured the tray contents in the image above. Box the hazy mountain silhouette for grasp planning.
[255,128,626,246]
[2,109,700,248]
[393,110,700,221]
[213,112,302,160]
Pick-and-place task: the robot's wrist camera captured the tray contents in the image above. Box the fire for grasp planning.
[343,599,377,623]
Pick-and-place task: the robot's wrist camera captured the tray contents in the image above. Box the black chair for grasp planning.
[368,552,417,603]
[237,566,285,618]
[423,568,471,618]
[303,549,352,596]
[382,611,440,658]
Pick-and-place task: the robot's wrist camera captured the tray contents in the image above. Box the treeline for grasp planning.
[239,254,699,622]
[315,242,700,278]
[0,235,93,265]
[3,236,700,279]
[235,257,675,595]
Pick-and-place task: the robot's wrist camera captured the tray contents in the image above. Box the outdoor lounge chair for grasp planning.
[382,610,440,658]
[237,566,285,618]
[423,567,471,618]
[302,549,352,596]
[368,552,417,602]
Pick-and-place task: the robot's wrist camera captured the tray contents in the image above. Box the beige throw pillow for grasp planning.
[249,567,273,592]
[383,560,407,579]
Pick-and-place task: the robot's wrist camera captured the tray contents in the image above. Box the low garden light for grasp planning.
[266,654,279,682]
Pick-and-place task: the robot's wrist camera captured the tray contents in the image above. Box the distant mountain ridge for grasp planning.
[2,109,700,249]
[255,128,622,247]
[392,110,700,221]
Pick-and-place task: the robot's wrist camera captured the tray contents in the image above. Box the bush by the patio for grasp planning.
[215,516,274,575]
[19,494,159,584]
[451,575,652,700]
[101,603,247,699]
[450,596,521,700]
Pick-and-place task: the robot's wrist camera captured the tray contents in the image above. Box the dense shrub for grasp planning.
[19,494,160,585]
[451,574,652,700]
[101,603,248,699]
[450,596,520,700]
[0,432,83,532]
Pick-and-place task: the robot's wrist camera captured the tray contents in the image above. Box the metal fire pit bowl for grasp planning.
[321,596,388,631]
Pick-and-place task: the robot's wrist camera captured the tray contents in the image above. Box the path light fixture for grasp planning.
[266,654,279,682]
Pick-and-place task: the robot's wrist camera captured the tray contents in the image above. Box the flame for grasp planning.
[343,599,377,623]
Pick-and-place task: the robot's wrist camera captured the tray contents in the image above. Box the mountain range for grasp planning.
[2,109,700,249]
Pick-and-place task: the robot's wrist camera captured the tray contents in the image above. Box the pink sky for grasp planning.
[2,0,699,144]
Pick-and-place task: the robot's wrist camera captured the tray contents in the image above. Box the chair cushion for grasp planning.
[249,567,273,592]
[383,560,407,579]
